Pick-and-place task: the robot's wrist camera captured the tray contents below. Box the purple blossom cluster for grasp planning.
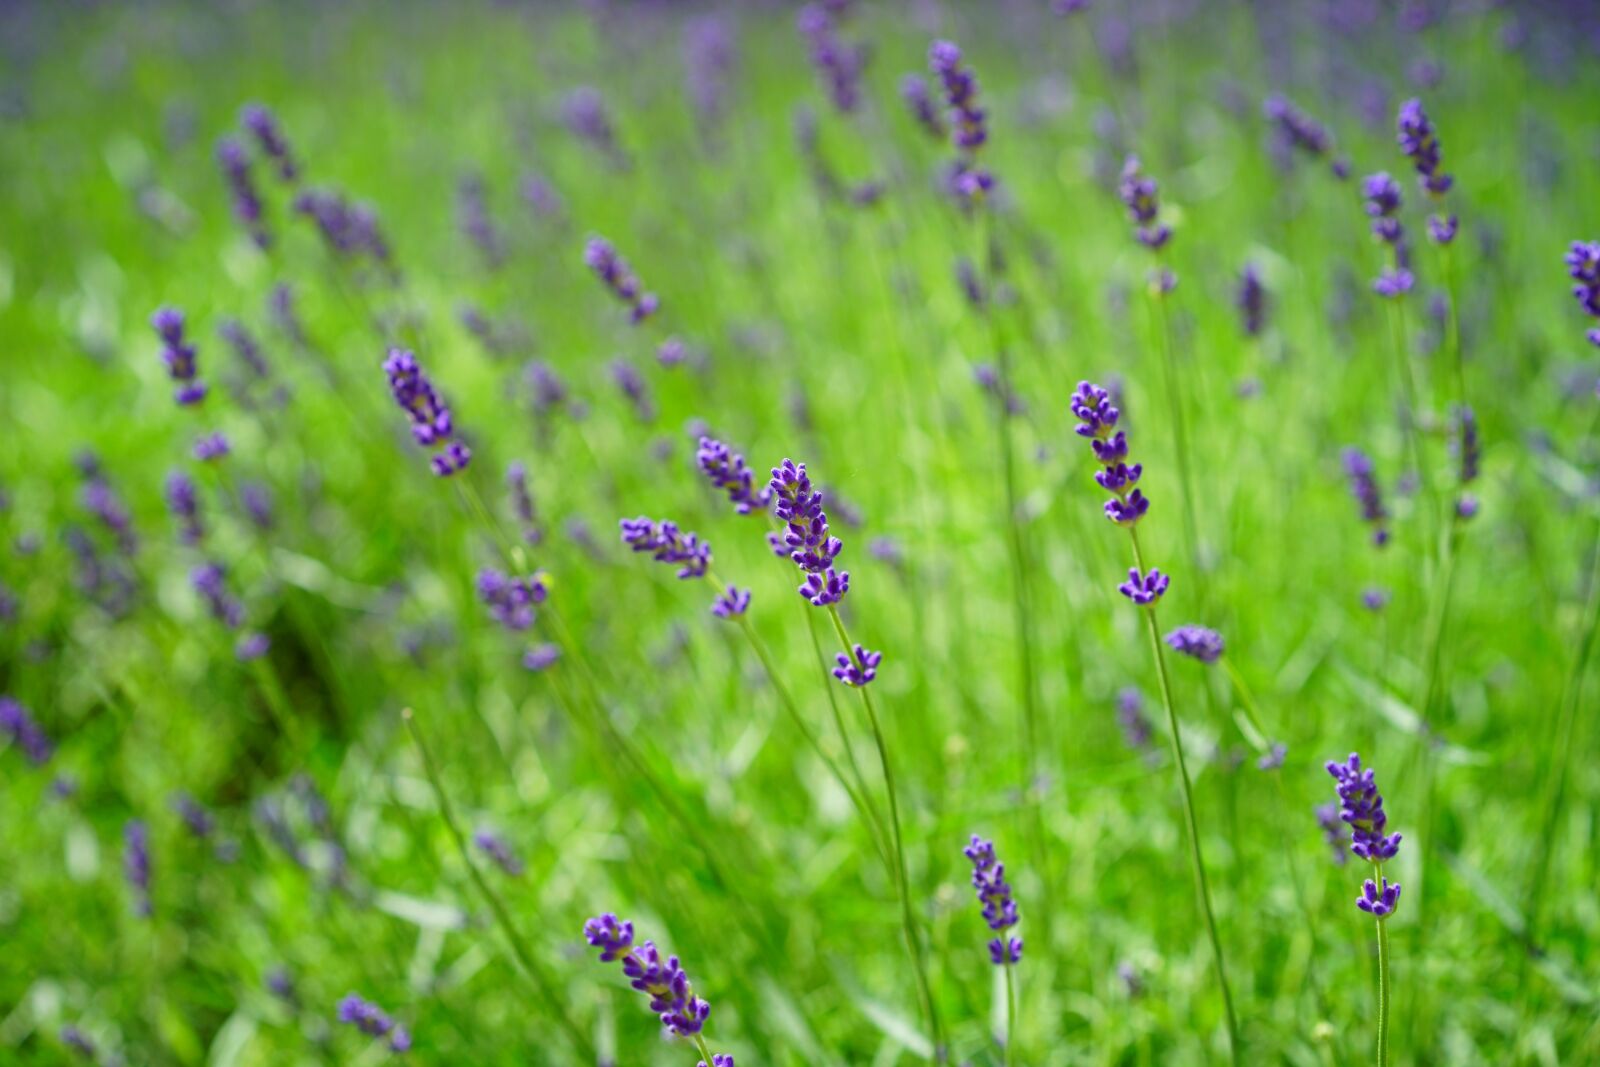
[1117,155,1171,251]
[832,643,880,686]
[506,461,543,545]
[583,914,715,1039]
[218,318,269,382]
[476,568,548,631]
[929,40,994,201]
[1264,94,1334,162]
[165,471,204,545]
[1361,172,1414,297]
[241,103,298,182]
[620,517,711,579]
[1073,381,1149,529]
[1237,263,1266,337]
[1396,98,1452,197]
[798,4,865,113]
[336,994,412,1053]
[1341,448,1390,547]
[1455,405,1481,520]
[1566,240,1600,348]
[1164,625,1224,664]
[964,835,1022,965]
[562,88,628,168]
[1,696,54,766]
[472,827,524,875]
[383,349,471,476]
[769,459,848,606]
[584,237,658,324]
[124,819,151,917]
[697,436,772,516]
[1327,753,1403,918]
[295,189,393,269]
[900,74,944,140]
[216,137,268,247]
[152,307,207,406]
[191,562,244,629]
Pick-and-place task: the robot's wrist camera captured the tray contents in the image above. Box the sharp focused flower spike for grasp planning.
[964,834,1022,965]
[583,914,713,1038]
[383,348,471,476]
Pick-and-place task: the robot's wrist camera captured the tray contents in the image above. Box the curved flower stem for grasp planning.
[1004,962,1018,1067]
[401,707,597,1063]
[973,208,1054,955]
[1128,529,1239,1064]
[723,597,890,868]
[825,605,944,1061]
[692,1034,715,1065]
[1375,861,1391,1067]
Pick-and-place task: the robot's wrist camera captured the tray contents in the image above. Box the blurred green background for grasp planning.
[2,1,1599,1064]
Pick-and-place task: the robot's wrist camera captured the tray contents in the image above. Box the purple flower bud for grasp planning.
[1341,448,1390,546]
[124,818,151,917]
[383,349,470,477]
[1,696,54,766]
[710,584,751,619]
[472,827,524,875]
[697,436,772,516]
[584,915,712,1037]
[1118,567,1169,606]
[585,237,657,324]
[216,137,269,248]
[193,432,230,462]
[1164,625,1225,664]
[619,517,711,580]
[1396,97,1452,198]
[165,471,204,545]
[151,306,207,406]
[241,103,298,182]
[522,643,560,672]
[1326,752,1402,864]
[964,834,1023,966]
[1357,877,1402,918]
[336,993,412,1053]
[832,643,880,687]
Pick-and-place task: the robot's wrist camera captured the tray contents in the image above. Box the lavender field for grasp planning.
[3,1,1599,1064]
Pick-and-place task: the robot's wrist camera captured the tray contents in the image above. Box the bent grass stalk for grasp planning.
[402,707,597,1063]
[1129,529,1240,1064]
[826,604,944,1061]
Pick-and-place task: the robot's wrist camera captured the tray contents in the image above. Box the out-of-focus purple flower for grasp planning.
[929,40,994,202]
[683,15,736,143]
[456,174,505,269]
[1164,625,1224,664]
[610,359,656,422]
[964,834,1023,965]
[1396,98,1452,197]
[1427,214,1458,245]
[1565,240,1600,348]
[832,643,880,687]
[1118,155,1171,251]
[1372,267,1415,298]
[1315,802,1349,865]
[60,1025,96,1059]
[235,632,271,661]
[171,791,215,839]
[1257,742,1287,771]
[506,462,542,545]
[269,283,307,347]
[193,432,231,463]
[266,966,297,1004]
[1116,960,1144,997]
[218,319,269,381]
[710,584,751,619]
[562,88,628,168]
[1115,687,1154,753]
[294,189,394,271]
[0,696,54,766]
[619,517,711,580]
[519,173,566,221]
[217,137,268,248]
[1326,752,1402,866]
[583,914,712,1037]
[241,481,274,531]
[900,74,944,140]
[165,471,204,545]
[585,237,657,325]
[383,348,471,476]
[1361,171,1404,247]
[476,568,547,631]
[472,827,524,875]
[78,456,138,556]
[524,360,568,418]
[124,818,152,917]
[697,436,773,516]
[1341,448,1390,547]
[1453,405,1480,520]
[1238,263,1266,336]
[241,103,298,182]
[657,336,687,367]
[337,994,412,1053]
[1264,94,1332,155]
[1361,587,1390,612]
[152,306,208,406]
[698,1057,735,1067]
[799,5,865,113]
[522,643,560,672]
[191,561,244,629]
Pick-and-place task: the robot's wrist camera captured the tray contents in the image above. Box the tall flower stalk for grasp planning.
[1071,382,1238,1062]
[1327,753,1404,1066]
[769,458,943,1059]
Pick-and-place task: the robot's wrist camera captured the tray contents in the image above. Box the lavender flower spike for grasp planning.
[619,517,711,580]
[799,5,865,114]
[1565,240,1600,349]
[900,74,944,140]
[1237,263,1266,336]
[583,914,712,1038]
[1164,625,1224,664]
[964,835,1022,965]
[383,348,471,476]
[1326,752,1403,867]
[1118,155,1171,251]
[1341,448,1390,547]
[584,237,658,324]
[124,819,151,917]
[769,459,846,598]
[152,306,207,406]
[241,103,298,182]
[832,644,881,687]
[1073,380,1153,531]
[0,696,54,765]
[472,827,524,875]
[929,39,994,201]
[337,994,412,1053]
[711,585,751,619]
[217,137,269,248]
[165,471,204,545]
[1396,98,1452,197]
[697,436,772,516]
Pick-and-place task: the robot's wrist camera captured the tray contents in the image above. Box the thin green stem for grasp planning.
[1004,962,1018,1067]
[725,597,890,868]
[1152,288,1204,591]
[1129,529,1239,1064]
[693,1034,715,1065]
[825,605,944,1061]
[1375,860,1391,1067]
[401,707,597,1063]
